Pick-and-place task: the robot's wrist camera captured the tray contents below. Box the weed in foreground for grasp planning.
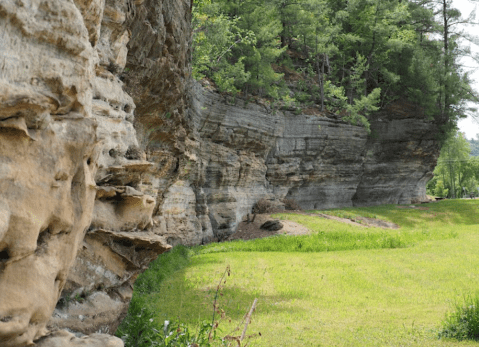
[116,296,221,346]
[117,255,260,347]
[439,292,479,341]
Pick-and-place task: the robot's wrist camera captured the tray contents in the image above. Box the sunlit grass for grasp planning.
[198,200,478,255]
[120,200,479,346]
[316,199,479,233]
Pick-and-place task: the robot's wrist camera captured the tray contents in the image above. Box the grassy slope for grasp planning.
[126,200,479,346]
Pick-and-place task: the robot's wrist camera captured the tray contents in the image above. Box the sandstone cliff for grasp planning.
[0,0,440,345]
[0,0,186,345]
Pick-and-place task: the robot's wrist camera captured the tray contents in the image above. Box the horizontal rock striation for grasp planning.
[181,83,440,241]
[353,101,440,206]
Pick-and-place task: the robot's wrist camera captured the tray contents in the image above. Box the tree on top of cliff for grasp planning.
[192,0,478,134]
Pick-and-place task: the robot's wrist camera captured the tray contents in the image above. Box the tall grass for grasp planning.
[197,228,406,254]
[439,292,479,341]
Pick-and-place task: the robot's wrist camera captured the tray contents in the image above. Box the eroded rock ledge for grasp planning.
[0,0,440,345]
[1,0,184,345]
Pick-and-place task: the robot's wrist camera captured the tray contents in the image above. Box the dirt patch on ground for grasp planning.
[227,213,310,241]
[309,213,366,228]
[355,216,399,229]
[227,211,400,241]
[303,213,400,229]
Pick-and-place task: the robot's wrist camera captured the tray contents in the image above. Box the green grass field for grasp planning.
[118,200,479,346]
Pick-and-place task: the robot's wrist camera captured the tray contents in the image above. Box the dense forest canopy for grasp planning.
[192,0,478,134]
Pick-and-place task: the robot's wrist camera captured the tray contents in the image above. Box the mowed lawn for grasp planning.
[129,200,479,346]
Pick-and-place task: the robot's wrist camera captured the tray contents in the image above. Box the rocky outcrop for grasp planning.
[36,330,123,347]
[352,101,439,206]
[48,0,189,339]
[0,0,103,344]
[178,83,440,242]
[0,0,180,344]
[0,0,440,345]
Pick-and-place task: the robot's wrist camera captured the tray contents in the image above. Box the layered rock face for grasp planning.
[0,0,440,345]
[184,83,440,241]
[352,101,439,206]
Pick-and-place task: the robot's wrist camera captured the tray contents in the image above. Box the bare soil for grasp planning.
[228,210,400,241]
[302,212,400,229]
[227,213,310,241]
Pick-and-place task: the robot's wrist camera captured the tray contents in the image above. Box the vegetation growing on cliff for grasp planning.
[192,0,478,133]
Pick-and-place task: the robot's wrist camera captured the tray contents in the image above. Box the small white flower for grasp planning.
[149,318,154,322]
[164,320,170,333]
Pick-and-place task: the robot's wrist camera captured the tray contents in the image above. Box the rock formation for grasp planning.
[0,0,180,344]
[181,82,439,241]
[0,0,440,345]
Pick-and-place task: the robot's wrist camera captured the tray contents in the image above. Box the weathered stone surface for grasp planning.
[165,82,440,241]
[51,0,182,337]
[260,220,284,231]
[265,111,368,210]
[0,117,99,347]
[36,330,123,347]
[352,101,439,206]
[1,0,178,344]
[0,0,101,344]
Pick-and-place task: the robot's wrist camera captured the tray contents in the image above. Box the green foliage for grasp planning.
[439,292,479,341]
[133,245,192,295]
[198,227,406,254]
[429,130,479,198]
[192,1,255,93]
[468,136,479,157]
[116,246,196,346]
[191,0,478,133]
[434,179,449,198]
[116,246,229,346]
[193,0,284,97]
[117,296,223,347]
[117,246,255,346]
[213,58,250,94]
[343,87,381,133]
[323,81,347,109]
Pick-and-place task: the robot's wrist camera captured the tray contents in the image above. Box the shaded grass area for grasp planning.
[118,200,479,346]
